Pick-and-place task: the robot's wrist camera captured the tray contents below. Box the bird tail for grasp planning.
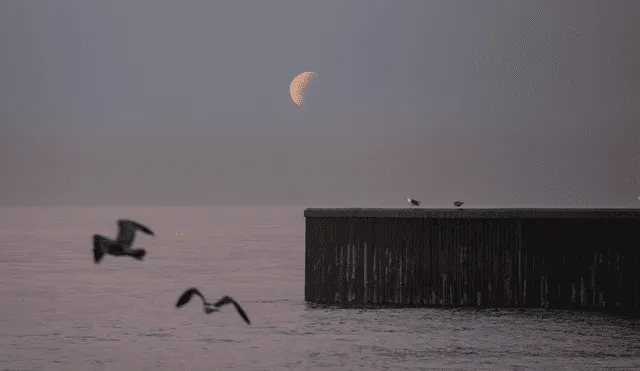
[93,245,104,264]
[131,249,146,261]
[92,235,106,264]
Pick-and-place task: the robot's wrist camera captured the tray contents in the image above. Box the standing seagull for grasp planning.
[407,197,421,207]
[453,201,465,208]
[92,219,155,264]
[175,287,251,325]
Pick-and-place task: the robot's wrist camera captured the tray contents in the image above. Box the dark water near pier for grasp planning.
[1,206,639,370]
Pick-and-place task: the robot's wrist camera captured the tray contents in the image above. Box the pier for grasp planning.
[304,208,640,316]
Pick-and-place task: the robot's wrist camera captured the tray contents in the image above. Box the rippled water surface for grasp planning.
[1,206,639,370]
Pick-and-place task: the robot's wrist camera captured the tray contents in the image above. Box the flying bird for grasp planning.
[407,197,420,207]
[453,201,465,208]
[92,219,155,264]
[175,287,251,325]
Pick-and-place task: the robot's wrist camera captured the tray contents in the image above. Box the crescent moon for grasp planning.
[290,72,316,106]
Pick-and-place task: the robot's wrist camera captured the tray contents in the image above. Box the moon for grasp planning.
[290,72,316,106]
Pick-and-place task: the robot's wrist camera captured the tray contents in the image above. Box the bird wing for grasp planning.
[213,296,251,325]
[176,287,205,308]
[92,235,112,264]
[115,219,154,248]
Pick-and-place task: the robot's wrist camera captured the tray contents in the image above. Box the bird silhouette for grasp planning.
[453,201,465,208]
[407,197,421,207]
[92,219,154,264]
[175,287,251,325]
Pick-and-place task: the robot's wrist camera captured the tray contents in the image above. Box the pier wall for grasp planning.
[304,208,640,315]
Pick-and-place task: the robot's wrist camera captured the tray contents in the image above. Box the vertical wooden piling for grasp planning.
[304,208,640,316]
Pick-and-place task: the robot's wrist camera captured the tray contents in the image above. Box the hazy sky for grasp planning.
[1,1,639,206]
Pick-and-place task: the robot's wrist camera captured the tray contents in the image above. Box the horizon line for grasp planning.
[0,204,638,209]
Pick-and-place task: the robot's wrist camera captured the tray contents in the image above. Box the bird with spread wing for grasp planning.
[92,219,155,264]
[175,287,251,325]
